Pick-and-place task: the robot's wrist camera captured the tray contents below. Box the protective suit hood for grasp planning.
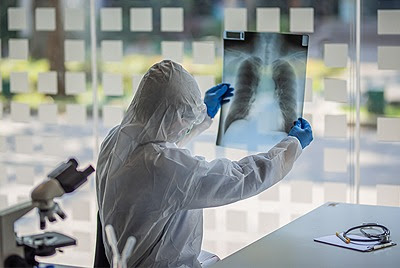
[119,60,206,149]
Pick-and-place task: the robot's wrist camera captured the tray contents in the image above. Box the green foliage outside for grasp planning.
[2,55,399,119]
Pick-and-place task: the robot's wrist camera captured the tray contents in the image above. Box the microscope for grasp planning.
[0,158,94,267]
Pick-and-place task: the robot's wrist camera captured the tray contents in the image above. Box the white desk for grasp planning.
[212,202,400,268]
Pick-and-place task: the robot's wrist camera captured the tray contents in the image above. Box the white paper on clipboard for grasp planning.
[314,233,384,252]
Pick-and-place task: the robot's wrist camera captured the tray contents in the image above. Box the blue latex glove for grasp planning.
[288,118,313,149]
[204,83,234,118]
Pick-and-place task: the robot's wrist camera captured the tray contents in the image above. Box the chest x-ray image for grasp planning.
[216,31,309,151]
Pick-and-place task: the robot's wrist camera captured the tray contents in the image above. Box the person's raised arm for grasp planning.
[157,118,312,210]
[179,136,302,210]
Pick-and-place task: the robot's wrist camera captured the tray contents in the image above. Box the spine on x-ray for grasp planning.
[272,59,297,133]
[224,56,262,133]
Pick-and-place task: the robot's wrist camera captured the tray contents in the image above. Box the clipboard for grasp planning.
[314,233,396,252]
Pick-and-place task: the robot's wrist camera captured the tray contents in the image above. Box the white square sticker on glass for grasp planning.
[101,40,123,62]
[304,78,313,102]
[102,73,123,96]
[324,182,347,203]
[10,72,29,93]
[100,8,122,31]
[256,8,280,32]
[38,72,57,94]
[378,46,400,70]
[203,209,217,230]
[324,78,347,102]
[226,210,247,232]
[258,180,280,200]
[66,104,86,126]
[11,102,30,123]
[194,75,215,97]
[130,8,153,31]
[9,39,28,60]
[258,212,280,233]
[35,8,56,31]
[193,41,215,65]
[8,8,27,31]
[0,165,6,186]
[42,136,63,156]
[324,114,347,138]
[65,40,85,62]
[377,117,400,142]
[132,74,144,95]
[65,72,86,95]
[324,43,348,68]
[15,135,33,154]
[72,200,91,221]
[161,41,184,63]
[290,180,313,203]
[38,104,57,124]
[103,105,123,127]
[65,8,84,31]
[72,231,92,252]
[17,195,30,203]
[376,184,400,206]
[161,7,184,32]
[324,148,347,173]
[0,136,6,152]
[224,8,247,31]
[378,10,400,35]
[0,195,7,210]
[290,8,314,33]
[16,166,35,185]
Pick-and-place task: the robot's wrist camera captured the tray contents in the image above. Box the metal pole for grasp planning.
[90,0,99,162]
[355,0,361,204]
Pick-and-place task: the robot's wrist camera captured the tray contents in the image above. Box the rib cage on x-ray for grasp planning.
[224,56,262,132]
[223,34,298,134]
[272,59,297,133]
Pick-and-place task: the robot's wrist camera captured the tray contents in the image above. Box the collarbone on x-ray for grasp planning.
[218,32,308,150]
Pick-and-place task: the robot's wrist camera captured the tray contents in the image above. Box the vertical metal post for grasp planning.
[90,0,99,162]
[349,1,355,204]
[355,0,361,204]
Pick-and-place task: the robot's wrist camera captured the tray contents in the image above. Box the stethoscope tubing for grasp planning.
[343,224,390,243]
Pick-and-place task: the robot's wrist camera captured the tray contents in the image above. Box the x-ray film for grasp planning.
[217,31,309,151]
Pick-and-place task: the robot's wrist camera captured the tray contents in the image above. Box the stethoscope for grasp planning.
[343,223,391,244]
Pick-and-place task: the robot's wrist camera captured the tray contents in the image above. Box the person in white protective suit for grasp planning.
[96,60,313,267]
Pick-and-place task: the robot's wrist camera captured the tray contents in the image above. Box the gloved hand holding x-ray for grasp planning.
[217,31,309,151]
[289,118,313,149]
[204,83,234,118]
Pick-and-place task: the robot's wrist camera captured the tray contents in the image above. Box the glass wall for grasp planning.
[0,0,398,266]
[358,1,400,206]
[0,0,95,265]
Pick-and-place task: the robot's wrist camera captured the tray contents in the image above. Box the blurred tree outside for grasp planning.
[31,0,65,95]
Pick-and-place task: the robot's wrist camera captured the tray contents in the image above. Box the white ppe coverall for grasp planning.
[96,60,302,267]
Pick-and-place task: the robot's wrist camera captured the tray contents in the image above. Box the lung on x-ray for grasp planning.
[217,31,309,151]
